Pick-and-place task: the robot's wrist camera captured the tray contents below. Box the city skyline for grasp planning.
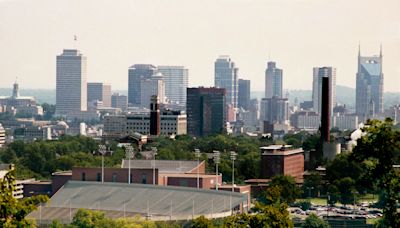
[1,0,400,92]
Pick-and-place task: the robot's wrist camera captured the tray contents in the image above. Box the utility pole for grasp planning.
[151,147,158,185]
[213,150,220,191]
[230,151,237,192]
[194,149,201,189]
[125,145,134,184]
[98,145,107,183]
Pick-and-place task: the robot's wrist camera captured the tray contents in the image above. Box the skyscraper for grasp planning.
[56,49,87,115]
[312,67,336,114]
[158,66,188,108]
[238,79,251,110]
[214,56,238,108]
[356,46,384,119]
[140,73,165,109]
[265,62,283,99]
[128,64,157,107]
[260,96,289,124]
[111,93,128,111]
[187,87,226,137]
[87,83,111,107]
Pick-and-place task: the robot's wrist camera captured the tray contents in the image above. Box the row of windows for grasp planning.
[80,172,148,184]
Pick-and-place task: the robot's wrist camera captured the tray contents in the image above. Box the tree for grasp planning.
[302,213,329,228]
[302,172,323,198]
[327,185,339,206]
[334,177,357,205]
[350,119,400,227]
[70,209,114,228]
[191,216,213,228]
[269,175,302,204]
[0,168,48,227]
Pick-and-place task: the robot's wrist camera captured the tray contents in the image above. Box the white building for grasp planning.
[332,114,358,131]
[56,49,87,115]
[296,112,320,130]
[158,66,188,108]
[312,67,336,114]
[0,124,5,148]
[103,110,187,139]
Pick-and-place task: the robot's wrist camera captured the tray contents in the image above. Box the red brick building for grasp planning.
[260,145,304,180]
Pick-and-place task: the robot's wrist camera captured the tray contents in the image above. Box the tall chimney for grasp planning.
[150,95,161,136]
[321,76,330,142]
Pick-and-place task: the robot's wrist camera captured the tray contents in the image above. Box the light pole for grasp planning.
[125,145,134,184]
[213,150,220,191]
[151,147,158,185]
[194,149,201,189]
[98,144,107,183]
[230,151,237,192]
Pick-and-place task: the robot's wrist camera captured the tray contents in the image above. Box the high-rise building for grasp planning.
[56,49,87,115]
[87,83,111,107]
[356,46,384,119]
[312,67,336,114]
[238,79,251,110]
[140,73,165,109]
[260,96,289,124]
[265,62,283,99]
[111,93,128,111]
[158,66,188,108]
[187,87,226,137]
[214,56,238,108]
[128,64,157,107]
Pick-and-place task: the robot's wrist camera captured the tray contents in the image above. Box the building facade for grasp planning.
[214,56,238,108]
[111,93,128,111]
[356,47,384,119]
[186,87,226,137]
[265,62,283,99]
[128,64,157,107]
[260,97,289,124]
[312,67,336,114]
[158,66,188,108]
[260,145,304,180]
[56,49,87,115]
[87,83,111,107]
[238,79,251,110]
[0,124,5,148]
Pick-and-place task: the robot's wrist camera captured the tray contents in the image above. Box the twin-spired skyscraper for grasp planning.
[56,49,87,115]
[356,47,384,119]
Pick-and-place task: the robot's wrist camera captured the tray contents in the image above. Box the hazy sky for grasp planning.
[1,0,399,92]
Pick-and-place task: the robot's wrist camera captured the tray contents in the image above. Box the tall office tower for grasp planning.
[140,73,165,109]
[312,67,336,114]
[149,95,161,136]
[265,61,283,99]
[214,56,238,108]
[87,83,111,107]
[128,64,157,107]
[56,49,87,115]
[238,79,251,110]
[158,66,188,108]
[187,87,226,137]
[111,93,128,111]
[260,96,289,124]
[356,46,384,119]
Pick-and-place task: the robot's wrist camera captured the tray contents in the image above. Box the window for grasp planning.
[142,174,147,184]
[112,173,117,182]
[96,173,101,182]
[81,172,86,181]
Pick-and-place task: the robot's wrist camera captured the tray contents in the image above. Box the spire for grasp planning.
[358,41,361,57]
[380,43,383,57]
[12,79,19,98]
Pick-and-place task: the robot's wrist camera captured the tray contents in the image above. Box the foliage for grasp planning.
[269,175,302,204]
[334,177,357,205]
[301,213,329,228]
[0,168,48,227]
[293,200,312,211]
[350,119,400,227]
[326,185,339,206]
[191,216,213,228]
[302,172,323,198]
[69,209,157,228]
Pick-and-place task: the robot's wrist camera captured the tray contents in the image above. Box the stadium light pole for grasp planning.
[125,145,134,184]
[98,144,107,183]
[194,149,201,189]
[230,151,237,192]
[213,150,220,191]
[151,147,158,185]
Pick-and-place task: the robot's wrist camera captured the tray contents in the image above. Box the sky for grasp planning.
[0,0,399,92]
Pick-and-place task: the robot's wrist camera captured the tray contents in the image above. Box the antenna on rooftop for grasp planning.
[73,35,78,49]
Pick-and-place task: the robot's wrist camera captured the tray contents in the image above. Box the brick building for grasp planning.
[260,145,304,180]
